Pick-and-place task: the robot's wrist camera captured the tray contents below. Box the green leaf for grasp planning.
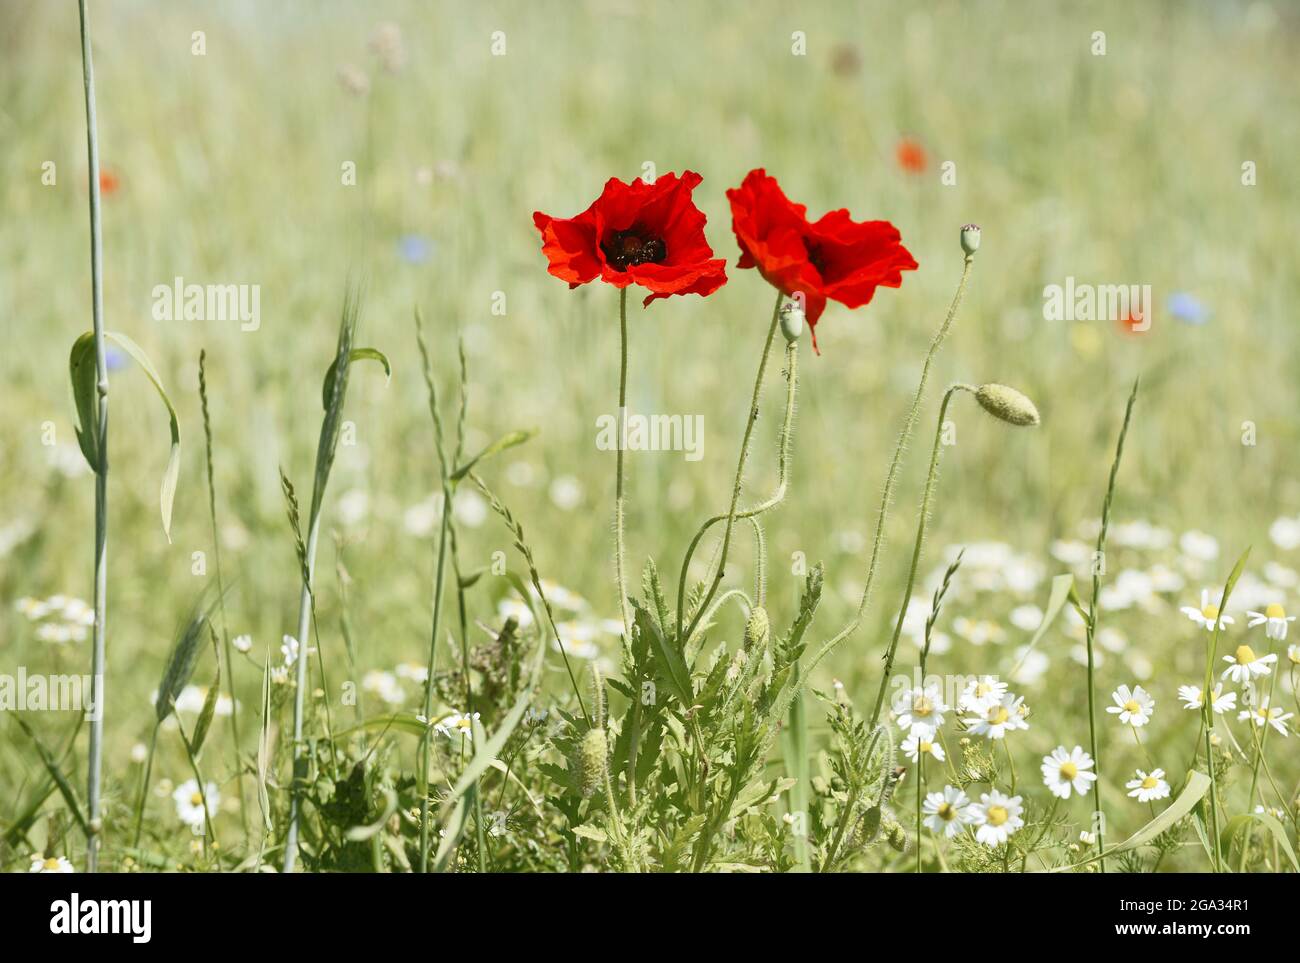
[637,602,693,707]
[1008,573,1073,679]
[108,332,181,541]
[188,669,221,756]
[572,824,608,843]
[13,716,89,837]
[344,788,398,842]
[69,332,100,471]
[1049,771,1212,871]
[1220,811,1300,872]
[321,347,391,409]
[450,429,535,482]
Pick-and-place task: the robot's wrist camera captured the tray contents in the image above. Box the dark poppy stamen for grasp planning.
[805,240,827,275]
[603,229,667,270]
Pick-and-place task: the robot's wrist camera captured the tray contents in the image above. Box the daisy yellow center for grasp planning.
[43,857,61,870]
[190,791,203,806]
[937,802,956,822]
[1235,644,1257,665]
[1265,603,1286,619]
[987,805,1009,826]
[974,682,992,698]
[912,696,933,717]
[455,718,472,731]
[1202,604,1219,620]
[919,741,933,754]
[1123,700,1140,713]
[1141,776,1157,790]
[1059,761,1078,780]
[987,705,1009,725]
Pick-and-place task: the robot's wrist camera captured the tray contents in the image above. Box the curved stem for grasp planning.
[802,256,975,682]
[681,292,780,639]
[613,288,633,637]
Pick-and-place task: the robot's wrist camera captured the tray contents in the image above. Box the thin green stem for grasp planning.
[679,290,783,642]
[803,254,975,682]
[867,386,965,730]
[1084,376,1140,873]
[676,339,799,629]
[282,510,322,872]
[77,0,109,874]
[613,288,633,637]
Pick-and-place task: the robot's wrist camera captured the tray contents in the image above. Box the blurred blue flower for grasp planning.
[1167,291,1208,325]
[398,234,433,264]
[105,346,129,371]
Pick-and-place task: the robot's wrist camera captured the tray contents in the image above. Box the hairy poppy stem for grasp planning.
[679,290,784,642]
[77,0,109,873]
[803,252,975,683]
[675,337,799,635]
[613,288,633,638]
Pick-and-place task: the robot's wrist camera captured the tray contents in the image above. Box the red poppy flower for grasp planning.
[895,137,928,174]
[532,171,727,306]
[726,169,918,350]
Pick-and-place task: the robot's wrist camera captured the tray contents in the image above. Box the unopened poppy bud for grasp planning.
[960,223,981,256]
[576,727,608,798]
[743,606,770,649]
[974,383,1040,427]
[779,301,805,343]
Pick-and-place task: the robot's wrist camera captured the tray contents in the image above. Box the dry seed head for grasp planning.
[960,223,981,256]
[779,301,805,343]
[974,383,1040,427]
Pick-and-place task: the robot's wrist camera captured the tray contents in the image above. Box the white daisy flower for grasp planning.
[1105,684,1154,727]
[1177,683,1236,715]
[1247,603,1295,641]
[922,785,975,837]
[29,854,74,873]
[1009,604,1043,632]
[1040,745,1097,799]
[893,683,949,737]
[1269,516,1300,551]
[1289,643,1300,666]
[958,675,1008,715]
[1079,830,1097,845]
[434,711,480,742]
[1221,644,1277,684]
[1125,768,1170,803]
[232,633,253,654]
[902,732,946,763]
[1181,589,1234,631]
[965,693,1029,740]
[173,779,220,829]
[1237,697,1292,737]
[362,670,404,706]
[971,790,1024,846]
[281,634,301,666]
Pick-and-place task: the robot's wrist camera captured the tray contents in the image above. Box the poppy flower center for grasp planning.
[602,229,666,270]
[805,239,829,276]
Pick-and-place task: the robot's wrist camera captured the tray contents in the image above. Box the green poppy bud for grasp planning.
[743,605,770,650]
[576,727,608,799]
[960,223,981,256]
[974,383,1040,427]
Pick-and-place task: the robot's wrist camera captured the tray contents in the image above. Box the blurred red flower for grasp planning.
[895,138,928,174]
[532,171,727,306]
[726,169,918,350]
[98,169,120,195]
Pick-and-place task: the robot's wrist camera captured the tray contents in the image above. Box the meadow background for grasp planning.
[2,0,1299,868]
